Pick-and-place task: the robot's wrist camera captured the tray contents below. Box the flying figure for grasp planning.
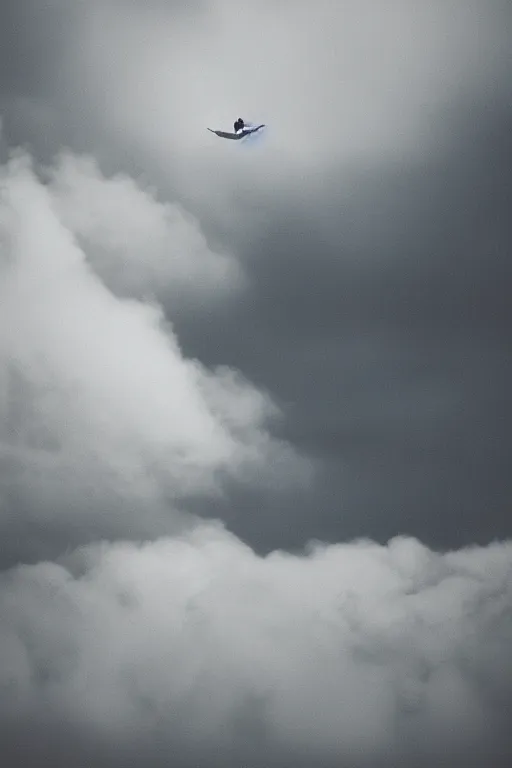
[207,118,266,141]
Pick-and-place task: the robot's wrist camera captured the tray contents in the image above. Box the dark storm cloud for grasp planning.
[47,0,509,553]
[172,97,512,551]
[0,1,72,149]
[0,2,47,97]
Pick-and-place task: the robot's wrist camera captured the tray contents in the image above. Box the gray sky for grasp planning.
[1,2,511,767]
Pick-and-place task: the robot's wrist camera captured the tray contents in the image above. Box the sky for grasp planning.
[1,1,511,766]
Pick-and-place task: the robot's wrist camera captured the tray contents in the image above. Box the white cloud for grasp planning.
[1,527,511,765]
[0,148,304,542]
[45,152,242,304]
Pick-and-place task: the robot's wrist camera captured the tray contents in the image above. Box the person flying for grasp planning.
[207,119,265,141]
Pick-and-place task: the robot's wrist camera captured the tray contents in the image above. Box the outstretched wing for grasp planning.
[207,124,265,140]
[240,124,266,137]
[207,128,245,140]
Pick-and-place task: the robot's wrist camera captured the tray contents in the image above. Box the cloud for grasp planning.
[45,152,243,305]
[1,526,511,767]
[1,5,511,767]
[0,147,304,557]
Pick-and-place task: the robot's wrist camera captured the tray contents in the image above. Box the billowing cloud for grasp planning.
[0,147,304,558]
[45,152,242,304]
[1,527,511,767]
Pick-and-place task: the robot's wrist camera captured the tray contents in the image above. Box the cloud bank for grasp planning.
[1,527,511,767]
[45,152,242,304]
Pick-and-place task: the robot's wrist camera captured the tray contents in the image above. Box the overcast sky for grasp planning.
[1,2,511,767]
